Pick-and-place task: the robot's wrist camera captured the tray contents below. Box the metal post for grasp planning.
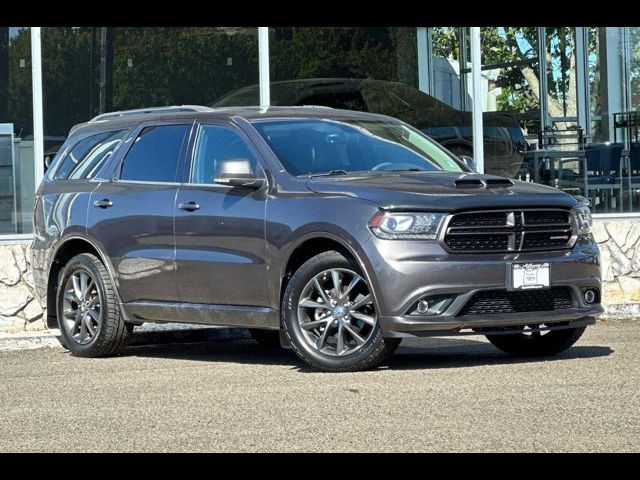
[470,27,484,173]
[417,27,432,94]
[601,27,625,144]
[30,27,44,188]
[459,27,469,111]
[621,27,631,120]
[99,27,113,114]
[89,27,96,118]
[575,27,590,140]
[537,27,549,134]
[258,27,270,107]
[0,28,8,121]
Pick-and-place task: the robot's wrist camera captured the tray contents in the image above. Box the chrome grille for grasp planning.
[442,209,574,253]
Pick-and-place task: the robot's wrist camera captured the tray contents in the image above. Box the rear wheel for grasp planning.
[282,251,400,372]
[486,325,586,357]
[56,253,133,357]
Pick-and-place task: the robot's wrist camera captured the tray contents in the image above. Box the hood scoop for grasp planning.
[454,177,514,189]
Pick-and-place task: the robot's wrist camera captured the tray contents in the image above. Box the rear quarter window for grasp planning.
[52,129,128,180]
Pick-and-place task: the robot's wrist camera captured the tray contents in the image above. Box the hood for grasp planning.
[305,171,577,212]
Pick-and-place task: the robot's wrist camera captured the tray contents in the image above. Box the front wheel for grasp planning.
[282,251,400,372]
[486,325,586,357]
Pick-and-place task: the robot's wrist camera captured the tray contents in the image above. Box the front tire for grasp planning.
[282,251,400,372]
[486,326,586,357]
[56,253,133,357]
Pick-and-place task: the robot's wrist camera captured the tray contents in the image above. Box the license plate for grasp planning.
[509,262,550,290]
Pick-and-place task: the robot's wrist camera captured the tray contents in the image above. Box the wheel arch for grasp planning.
[278,232,378,313]
[45,235,121,328]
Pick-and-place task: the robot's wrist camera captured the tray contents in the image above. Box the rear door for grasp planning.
[87,121,193,304]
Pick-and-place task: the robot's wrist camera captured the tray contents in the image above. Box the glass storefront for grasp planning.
[2,26,640,239]
[0,27,34,235]
[476,27,639,214]
[38,27,259,167]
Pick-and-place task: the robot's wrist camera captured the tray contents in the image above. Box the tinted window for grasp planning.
[119,125,189,182]
[191,125,257,184]
[253,119,463,176]
[54,130,127,180]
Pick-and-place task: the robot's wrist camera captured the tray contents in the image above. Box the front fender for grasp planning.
[265,194,380,310]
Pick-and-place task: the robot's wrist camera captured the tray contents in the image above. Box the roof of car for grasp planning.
[69,105,395,136]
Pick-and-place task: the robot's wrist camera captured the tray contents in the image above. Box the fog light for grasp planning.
[584,289,597,304]
[408,295,454,316]
[416,300,430,314]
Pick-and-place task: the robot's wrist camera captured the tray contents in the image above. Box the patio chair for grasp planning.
[627,142,640,210]
[557,143,624,212]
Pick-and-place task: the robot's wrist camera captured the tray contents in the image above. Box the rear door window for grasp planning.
[119,124,190,183]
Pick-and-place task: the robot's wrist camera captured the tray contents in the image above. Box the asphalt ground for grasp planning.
[0,321,637,452]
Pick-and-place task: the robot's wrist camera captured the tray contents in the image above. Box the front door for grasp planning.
[174,123,269,307]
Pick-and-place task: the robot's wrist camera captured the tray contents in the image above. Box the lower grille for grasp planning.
[459,287,574,316]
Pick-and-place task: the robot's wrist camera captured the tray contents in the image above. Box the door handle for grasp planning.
[178,201,200,212]
[93,199,113,209]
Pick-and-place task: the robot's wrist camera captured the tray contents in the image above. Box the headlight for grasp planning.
[572,205,592,236]
[369,211,445,239]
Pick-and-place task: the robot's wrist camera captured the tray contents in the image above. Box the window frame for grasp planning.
[110,119,196,186]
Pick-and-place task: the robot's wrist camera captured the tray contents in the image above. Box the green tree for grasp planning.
[6,28,32,137]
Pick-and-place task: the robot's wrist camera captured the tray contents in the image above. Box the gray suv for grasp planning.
[31,106,602,372]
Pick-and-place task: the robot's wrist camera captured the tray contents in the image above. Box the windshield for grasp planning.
[251,118,465,176]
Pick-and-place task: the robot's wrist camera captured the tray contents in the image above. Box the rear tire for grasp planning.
[486,326,586,357]
[282,251,400,372]
[56,253,133,357]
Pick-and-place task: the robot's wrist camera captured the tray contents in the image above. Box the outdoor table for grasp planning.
[524,149,586,185]
[524,148,632,212]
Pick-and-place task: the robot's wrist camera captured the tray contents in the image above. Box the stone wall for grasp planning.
[0,244,45,332]
[1,222,639,332]
[593,219,640,317]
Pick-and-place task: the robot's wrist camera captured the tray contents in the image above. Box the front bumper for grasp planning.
[379,311,600,337]
[359,234,602,337]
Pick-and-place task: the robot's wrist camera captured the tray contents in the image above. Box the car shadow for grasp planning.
[109,327,614,372]
[387,337,614,371]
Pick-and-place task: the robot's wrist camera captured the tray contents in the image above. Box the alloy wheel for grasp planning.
[296,268,377,356]
[62,269,102,345]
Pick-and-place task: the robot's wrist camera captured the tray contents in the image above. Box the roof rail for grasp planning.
[89,105,214,122]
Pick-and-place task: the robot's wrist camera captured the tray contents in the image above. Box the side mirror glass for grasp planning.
[214,157,265,189]
[459,155,477,172]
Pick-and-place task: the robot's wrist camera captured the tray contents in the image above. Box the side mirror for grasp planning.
[214,158,265,189]
[459,155,477,172]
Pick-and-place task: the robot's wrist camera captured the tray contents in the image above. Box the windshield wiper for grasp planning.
[305,170,350,178]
